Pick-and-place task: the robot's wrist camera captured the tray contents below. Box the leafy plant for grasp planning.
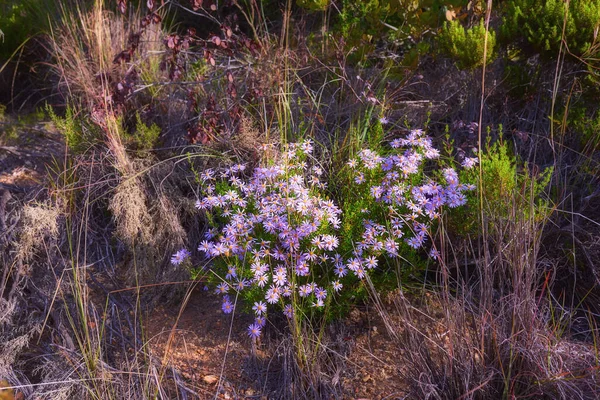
[125,113,161,151]
[183,127,474,341]
[0,0,60,60]
[502,0,600,56]
[297,0,329,12]
[438,19,496,69]
[450,127,553,235]
[47,105,87,152]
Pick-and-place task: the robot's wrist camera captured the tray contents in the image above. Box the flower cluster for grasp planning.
[191,130,474,341]
[196,141,344,340]
[346,128,476,263]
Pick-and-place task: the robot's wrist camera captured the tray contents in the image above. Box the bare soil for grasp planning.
[146,289,409,399]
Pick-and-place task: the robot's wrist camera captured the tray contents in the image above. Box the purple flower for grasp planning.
[265,287,280,304]
[314,287,327,300]
[215,282,229,295]
[332,281,343,292]
[461,157,478,169]
[334,264,348,277]
[170,248,191,266]
[247,323,262,340]
[313,299,325,307]
[253,301,267,315]
[298,284,312,297]
[364,256,378,269]
[283,304,294,318]
[222,297,234,314]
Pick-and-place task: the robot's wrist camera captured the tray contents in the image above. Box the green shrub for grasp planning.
[0,0,63,60]
[438,19,496,69]
[564,105,600,151]
[449,128,553,235]
[48,105,86,152]
[502,0,600,56]
[335,0,469,52]
[129,113,161,151]
[297,0,329,12]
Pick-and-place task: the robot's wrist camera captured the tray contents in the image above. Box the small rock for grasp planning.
[203,375,218,384]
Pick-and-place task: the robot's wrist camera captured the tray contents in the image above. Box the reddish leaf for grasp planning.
[192,0,203,10]
[118,0,127,14]
[147,0,154,10]
[166,35,178,49]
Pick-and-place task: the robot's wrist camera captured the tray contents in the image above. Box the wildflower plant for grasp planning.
[194,141,344,339]
[339,129,476,281]
[191,129,475,340]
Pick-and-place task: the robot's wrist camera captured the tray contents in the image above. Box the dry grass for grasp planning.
[17,202,60,260]
[49,2,163,111]
[109,177,152,246]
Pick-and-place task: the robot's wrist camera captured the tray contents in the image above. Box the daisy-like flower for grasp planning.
[314,287,327,300]
[281,285,293,297]
[364,255,378,269]
[355,173,365,184]
[370,186,384,199]
[255,316,266,327]
[354,266,366,279]
[254,274,269,288]
[298,284,312,297]
[390,138,403,148]
[170,248,191,266]
[429,248,441,259]
[347,258,361,272]
[379,116,389,125]
[311,236,324,249]
[235,279,250,291]
[222,296,234,314]
[247,323,262,340]
[226,266,237,280]
[273,273,287,286]
[253,301,267,315]
[265,287,280,304]
[198,240,212,254]
[313,299,325,307]
[332,281,343,292]
[283,304,294,319]
[303,248,318,262]
[334,264,348,277]
[406,235,424,249]
[320,235,339,251]
[215,282,229,295]
[461,157,478,169]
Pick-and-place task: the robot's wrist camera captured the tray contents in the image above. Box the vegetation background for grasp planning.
[0,0,599,398]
